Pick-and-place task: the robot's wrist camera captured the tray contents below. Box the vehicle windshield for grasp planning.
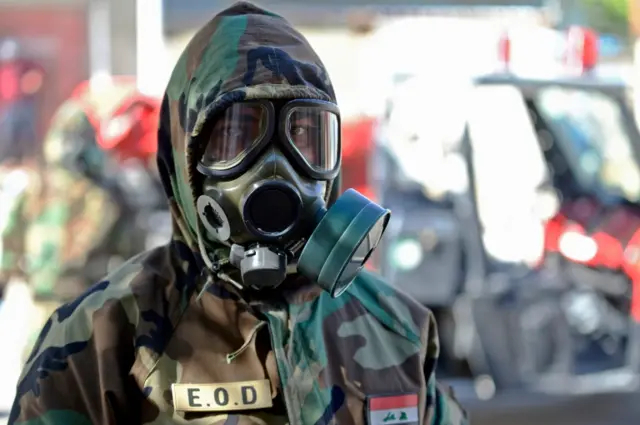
[381,75,470,198]
[534,87,640,202]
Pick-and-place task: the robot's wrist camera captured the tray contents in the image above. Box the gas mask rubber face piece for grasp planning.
[196,99,390,297]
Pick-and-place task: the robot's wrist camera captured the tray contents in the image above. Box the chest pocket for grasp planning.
[134,306,289,425]
[138,348,291,424]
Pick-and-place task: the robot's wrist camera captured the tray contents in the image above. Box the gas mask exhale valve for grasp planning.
[229,244,288,289]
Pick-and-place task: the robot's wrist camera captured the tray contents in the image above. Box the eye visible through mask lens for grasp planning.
[203,102,270,171]
[284,106,339,174]
[197,99,341,181]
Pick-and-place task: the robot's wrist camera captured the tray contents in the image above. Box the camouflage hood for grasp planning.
[157,1,335,270]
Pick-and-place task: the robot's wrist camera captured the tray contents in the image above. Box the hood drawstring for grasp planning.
[194,219,269,364]
[225,321,267,364]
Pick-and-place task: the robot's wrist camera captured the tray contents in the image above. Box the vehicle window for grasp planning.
[535,87,640,202]
[467,84,549,265]
[382,76,470,198]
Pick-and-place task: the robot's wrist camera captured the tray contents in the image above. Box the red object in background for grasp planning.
[622,229,640,321]
[99,96,160,163]
[341,117,377,201]
[589,208,640,269]
[543,197,640,321]
[0,59,44,101]
[543,197,600,253]
[566,26,598,72]
[498,31,511,69]
[0,61,20,101]
[341,116,377,270]
[0,6,87,147]
[69,78,160,164]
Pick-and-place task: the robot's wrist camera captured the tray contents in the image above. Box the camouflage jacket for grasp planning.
[10,3,468,425]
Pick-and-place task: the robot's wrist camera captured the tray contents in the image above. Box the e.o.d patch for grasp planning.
[171,379,273,412]
[367,393,419,425]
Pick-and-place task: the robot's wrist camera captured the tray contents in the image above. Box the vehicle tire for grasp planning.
[469,288,573,391]
[515,293,573,384]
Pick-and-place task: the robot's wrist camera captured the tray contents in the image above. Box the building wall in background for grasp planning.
[0,4,88,143]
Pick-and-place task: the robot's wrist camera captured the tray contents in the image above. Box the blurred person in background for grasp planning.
[9,2,467,425]
[0,78,162,373]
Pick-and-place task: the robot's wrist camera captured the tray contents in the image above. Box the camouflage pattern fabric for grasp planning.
[0,164,39,283]
[10,3,468,425]
[0,99,119,299]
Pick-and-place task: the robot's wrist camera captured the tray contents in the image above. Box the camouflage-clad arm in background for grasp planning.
[20,95,120,300]
[0,99,79,287]
[0,167,35,284]
[24,168,119,299]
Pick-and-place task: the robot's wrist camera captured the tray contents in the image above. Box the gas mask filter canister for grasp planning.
[296,188,390,297]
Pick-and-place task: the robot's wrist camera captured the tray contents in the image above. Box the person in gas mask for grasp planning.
[9,3,467,425]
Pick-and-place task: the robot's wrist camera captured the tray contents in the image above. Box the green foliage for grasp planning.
[579,0,629,36]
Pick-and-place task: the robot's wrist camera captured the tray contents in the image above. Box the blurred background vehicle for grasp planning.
[372,23,640,396]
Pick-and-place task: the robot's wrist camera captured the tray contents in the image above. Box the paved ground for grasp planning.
[0,390,636,424]
[439,378,638,425]
[468,392,638,425]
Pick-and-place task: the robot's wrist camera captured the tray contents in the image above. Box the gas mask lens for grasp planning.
[284,106,339,173]
[201,102,270,171]
[198,99,340,180]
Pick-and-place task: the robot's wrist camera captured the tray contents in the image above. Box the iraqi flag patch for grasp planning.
[367,393,419,425]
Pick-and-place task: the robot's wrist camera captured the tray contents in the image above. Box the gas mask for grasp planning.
[196,99,390,297]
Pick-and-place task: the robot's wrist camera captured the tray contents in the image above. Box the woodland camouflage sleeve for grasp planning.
[8,280,144,425]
